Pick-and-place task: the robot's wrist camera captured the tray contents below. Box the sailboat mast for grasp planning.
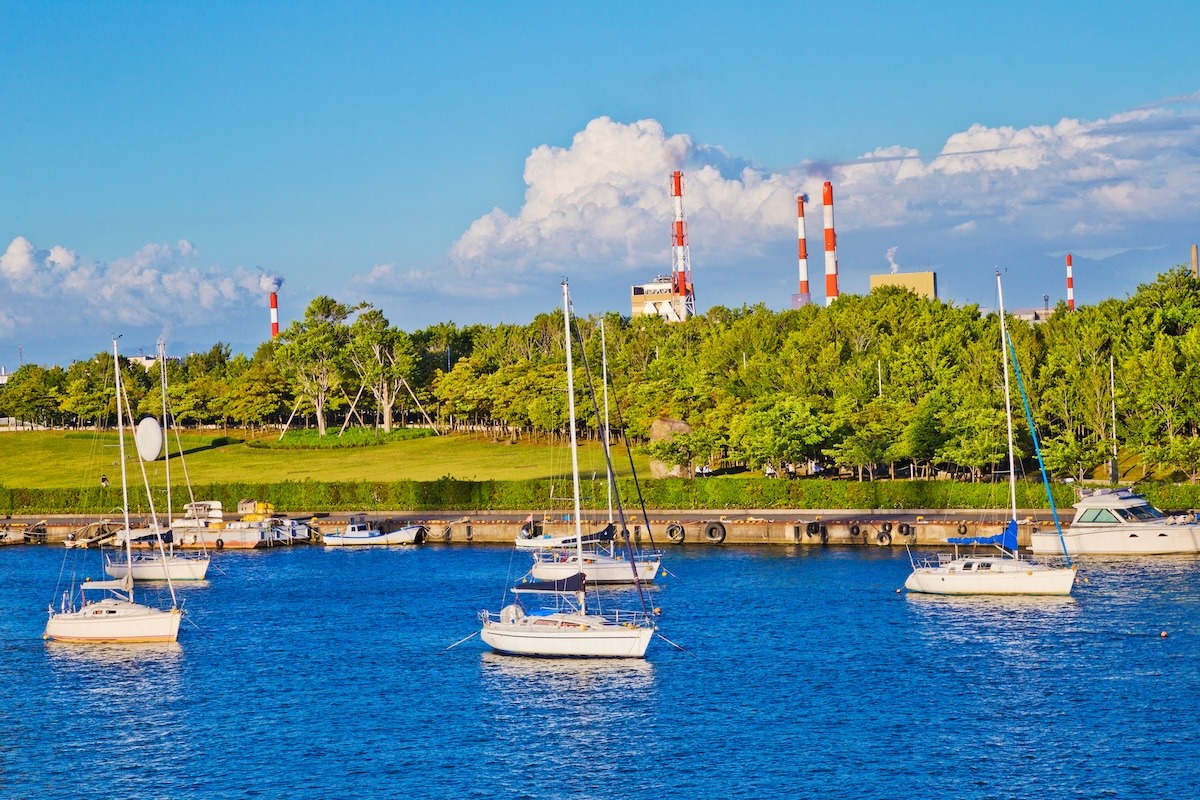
[996,273,1019,522]
[601,321,613,523]
[1110,354,1119,484]
[160,341,172,524]
[562,282,586,613]
[114,339,134,600]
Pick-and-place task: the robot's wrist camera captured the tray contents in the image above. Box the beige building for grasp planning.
[631,275,692,322]
[869,271,938,299]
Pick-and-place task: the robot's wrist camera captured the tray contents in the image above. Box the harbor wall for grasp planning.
[1,513,1049,548]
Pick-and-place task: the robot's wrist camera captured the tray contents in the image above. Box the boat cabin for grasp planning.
[1071,489,1177,525]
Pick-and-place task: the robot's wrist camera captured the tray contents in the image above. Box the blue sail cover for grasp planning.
[512,573,586,594]
[946,519,1019,550]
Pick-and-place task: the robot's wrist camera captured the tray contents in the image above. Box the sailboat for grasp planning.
[45,338,183,643]
[105,341,210,581]
[528,318,663,584]
[480,281,658,657]
[905,273,1077,596]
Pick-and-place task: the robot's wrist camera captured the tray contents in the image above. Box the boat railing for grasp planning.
[530,547,664,563]
[599,608,657,627]
[911,552,957,569]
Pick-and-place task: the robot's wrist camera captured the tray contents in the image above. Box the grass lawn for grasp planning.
[0,429,653,489]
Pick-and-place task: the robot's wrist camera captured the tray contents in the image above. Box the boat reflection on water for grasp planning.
[480,650,655,694]
[45,640,184,671]
[480,651,656,722]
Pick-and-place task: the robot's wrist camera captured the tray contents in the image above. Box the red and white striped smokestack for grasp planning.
[795,194,811,307]
[270,291,279,337]
[822,181,839,305]
[1065,253,1074,312]
[669,170,695,320]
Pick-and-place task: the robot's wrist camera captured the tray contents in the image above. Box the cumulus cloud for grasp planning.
[397,116,806,295]
[410,99,1200,301]
[0,237,285,329]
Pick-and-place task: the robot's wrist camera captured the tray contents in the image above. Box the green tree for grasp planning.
[276,296,357,436]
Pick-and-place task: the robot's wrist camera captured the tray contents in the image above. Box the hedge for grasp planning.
[5,478,1200,516]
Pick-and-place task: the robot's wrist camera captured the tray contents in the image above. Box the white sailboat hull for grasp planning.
[481,615,654,658]
[905,558,1076,596]
[44,599,182,643]
[1030,525,1200,555]
[530,553,661,584]
[104,552,210,581]
[323,525,424,546]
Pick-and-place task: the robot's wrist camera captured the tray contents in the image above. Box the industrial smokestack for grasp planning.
[270,292,279,337]
[669,170,695,320]
[822,181,839,305]
[1192,244,1198,278]
[794,194,811,308]
[1066,253,1075,312]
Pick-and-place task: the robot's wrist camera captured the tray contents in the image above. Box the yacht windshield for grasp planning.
[1126,504,1165,521]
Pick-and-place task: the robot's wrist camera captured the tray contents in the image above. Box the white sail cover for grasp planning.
[81,574,134,592]
[135,417,163,462]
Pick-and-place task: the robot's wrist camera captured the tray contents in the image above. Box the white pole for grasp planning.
[562,282,585,614]
[601,321,612,523]
[114,339,133,601]
[996,274,1019,522]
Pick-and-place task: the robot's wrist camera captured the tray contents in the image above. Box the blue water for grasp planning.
[2,544,1198,799]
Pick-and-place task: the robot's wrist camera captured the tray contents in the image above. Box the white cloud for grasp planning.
[0,237,285,328]
[415,100,1200,301]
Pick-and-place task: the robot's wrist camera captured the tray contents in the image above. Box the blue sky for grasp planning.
[3,2,1200,367]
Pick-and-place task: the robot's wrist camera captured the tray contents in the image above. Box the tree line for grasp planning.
[4,266,1200,482]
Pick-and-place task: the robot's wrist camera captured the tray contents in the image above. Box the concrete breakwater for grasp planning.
[1,511,1055,548]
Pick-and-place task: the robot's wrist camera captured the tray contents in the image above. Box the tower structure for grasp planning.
[1065,253,1075,312]
[270,291,280,337]
[669,170,696,320]
[792,194,811,308]
[822,181,840,305]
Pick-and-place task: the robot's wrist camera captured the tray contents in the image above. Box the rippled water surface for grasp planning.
[3,544,1198,799]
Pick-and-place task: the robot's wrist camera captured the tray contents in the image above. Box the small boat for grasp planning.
[173,500,312,549]
[525,319,665,586]
[526,522,662,584]
[529,544,662,584]
[905,521,1077,596]
[322,514,427,546]
[45,338,183,644]
[481,281,658,658]
[1029,488,1200,555]
[481,574,656,658]
[105,341,210,582]
[171,500,225,547]
[905,272,1076,597]
[105,541,211,582]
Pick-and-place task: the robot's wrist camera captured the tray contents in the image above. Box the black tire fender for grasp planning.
[215,538,224,550]
[666,523,686,544]
[805,521,821,536]
[898,523,914,537]
[881,521,894,534]
[876,531,892,546]
[957,523,969,536]
[704,521,726,544]
[848,523,861,537]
